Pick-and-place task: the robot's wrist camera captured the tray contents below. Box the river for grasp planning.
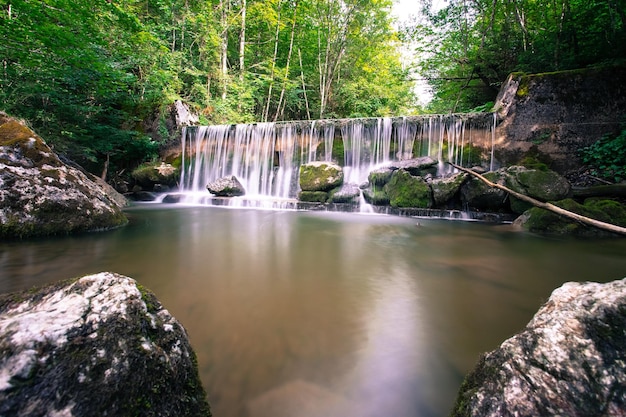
[2,204,626,417]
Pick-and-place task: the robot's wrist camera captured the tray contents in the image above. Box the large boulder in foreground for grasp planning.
[0,272,211,417]
[451,278,626,417]
[0,113,128,238]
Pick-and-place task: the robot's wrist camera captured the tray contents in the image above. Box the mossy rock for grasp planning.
[131,162,180,189]
[298,191,329,203]
[368,167,395,187]
[299,161,344,192]
[0,114,128,238]
[329,184,360,204]
[505,166,571,214]
[514,198,626,236]
[362,186,390,206]
[384,169,432,208]
[430,172,468,207]
[460,171,508,211]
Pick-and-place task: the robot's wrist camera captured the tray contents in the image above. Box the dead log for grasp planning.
[449,163,626,236]
[572,184,626,199]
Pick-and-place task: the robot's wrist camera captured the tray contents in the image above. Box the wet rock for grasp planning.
[131,162,180,191]
[207,175,246,197]
[0,272,212,417]
[451,278,626,417]
[367,167,395,187]
[460,170,509,212]
[384,169,432,208]
[298,191,328,203]
[0,114,128,238]
[362,186,390,206]
[504,166,571,214]
[513,198,626,237]
[430,172,468,208]
[299,161,344,192]
[385,156,438,176]
[329,183,361,204]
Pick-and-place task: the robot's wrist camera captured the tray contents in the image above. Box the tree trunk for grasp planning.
[298,48,311,120]
[262,0,283,122]
[274,1,298,122]
[450,163,626,236]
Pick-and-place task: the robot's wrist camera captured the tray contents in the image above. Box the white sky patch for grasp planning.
[391,0,447,107]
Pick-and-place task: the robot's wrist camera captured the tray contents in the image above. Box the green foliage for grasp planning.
[580,129,626,183]
[409,0,626,112]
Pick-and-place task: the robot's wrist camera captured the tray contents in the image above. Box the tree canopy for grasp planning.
[1,0,624,178]
[408,0,626,113]
[0,0,416,177]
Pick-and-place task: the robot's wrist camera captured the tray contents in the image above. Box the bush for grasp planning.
[580,129,626,183]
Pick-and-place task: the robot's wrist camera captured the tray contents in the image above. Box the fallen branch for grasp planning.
[449,162,626,236]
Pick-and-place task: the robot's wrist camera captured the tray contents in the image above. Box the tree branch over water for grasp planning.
[449,162,626,236]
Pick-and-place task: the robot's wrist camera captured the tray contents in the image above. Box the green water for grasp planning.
[2,205,626,417]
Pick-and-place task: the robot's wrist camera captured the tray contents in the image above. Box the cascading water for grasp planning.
[179,114,497,208]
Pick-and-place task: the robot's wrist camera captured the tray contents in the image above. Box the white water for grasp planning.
[180,115,497,204]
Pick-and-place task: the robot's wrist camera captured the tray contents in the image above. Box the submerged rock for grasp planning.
[0,113,128,238]
[0,272,212,417]
[207,175,246,196]
[451,278,626,417]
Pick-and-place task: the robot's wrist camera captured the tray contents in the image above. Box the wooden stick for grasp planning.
[449,162,626,236]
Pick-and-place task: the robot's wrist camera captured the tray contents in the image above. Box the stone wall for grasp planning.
[493,65,626,173]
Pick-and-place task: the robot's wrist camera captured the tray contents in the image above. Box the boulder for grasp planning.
[299,161,344,192]
[131,162,180,191]
[383,169,432,208]
[329,183,361,204]
[367,167,395,187]
[0,272,211,417]
[362,186,390,206]
[430,172,468,208]
[298,191,329,203]
[504,166,571,214]
[460,170,509,212]
[513,198,626,237]
[451,278,626,417]
[0,114,128,238]
[385,156,438,176]
[207,175,246,197]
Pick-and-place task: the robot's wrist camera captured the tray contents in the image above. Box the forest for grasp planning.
[1,0,625,178]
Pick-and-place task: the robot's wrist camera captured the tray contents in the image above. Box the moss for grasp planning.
[516,75,531,98]
[520,198,626,236]
[0,121,62,167]
[299,162,343,192]
[298,191,328,203]
[384,170,432,208]
[518,155,549,171]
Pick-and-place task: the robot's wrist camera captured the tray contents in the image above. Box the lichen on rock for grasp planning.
[451,278,626,417]
[0,272,212,417]
[0,114,128,238]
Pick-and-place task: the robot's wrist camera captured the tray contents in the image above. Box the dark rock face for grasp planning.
[0,272,212,417]
[207,175,246,196]
[460,171,509,211]
[0,114,128,238]
[451,278,626,417]
[430,172,468,207]
[494,65,626,173]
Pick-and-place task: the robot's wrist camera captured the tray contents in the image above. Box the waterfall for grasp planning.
[180,114,497,202]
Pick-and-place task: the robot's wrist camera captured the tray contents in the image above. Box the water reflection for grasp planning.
[1,206,626,417]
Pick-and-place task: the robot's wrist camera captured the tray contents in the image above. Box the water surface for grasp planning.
[2,205,626,417]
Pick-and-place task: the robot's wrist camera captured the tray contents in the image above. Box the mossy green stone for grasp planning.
[298,191,328,203]
[384,170,431,208]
